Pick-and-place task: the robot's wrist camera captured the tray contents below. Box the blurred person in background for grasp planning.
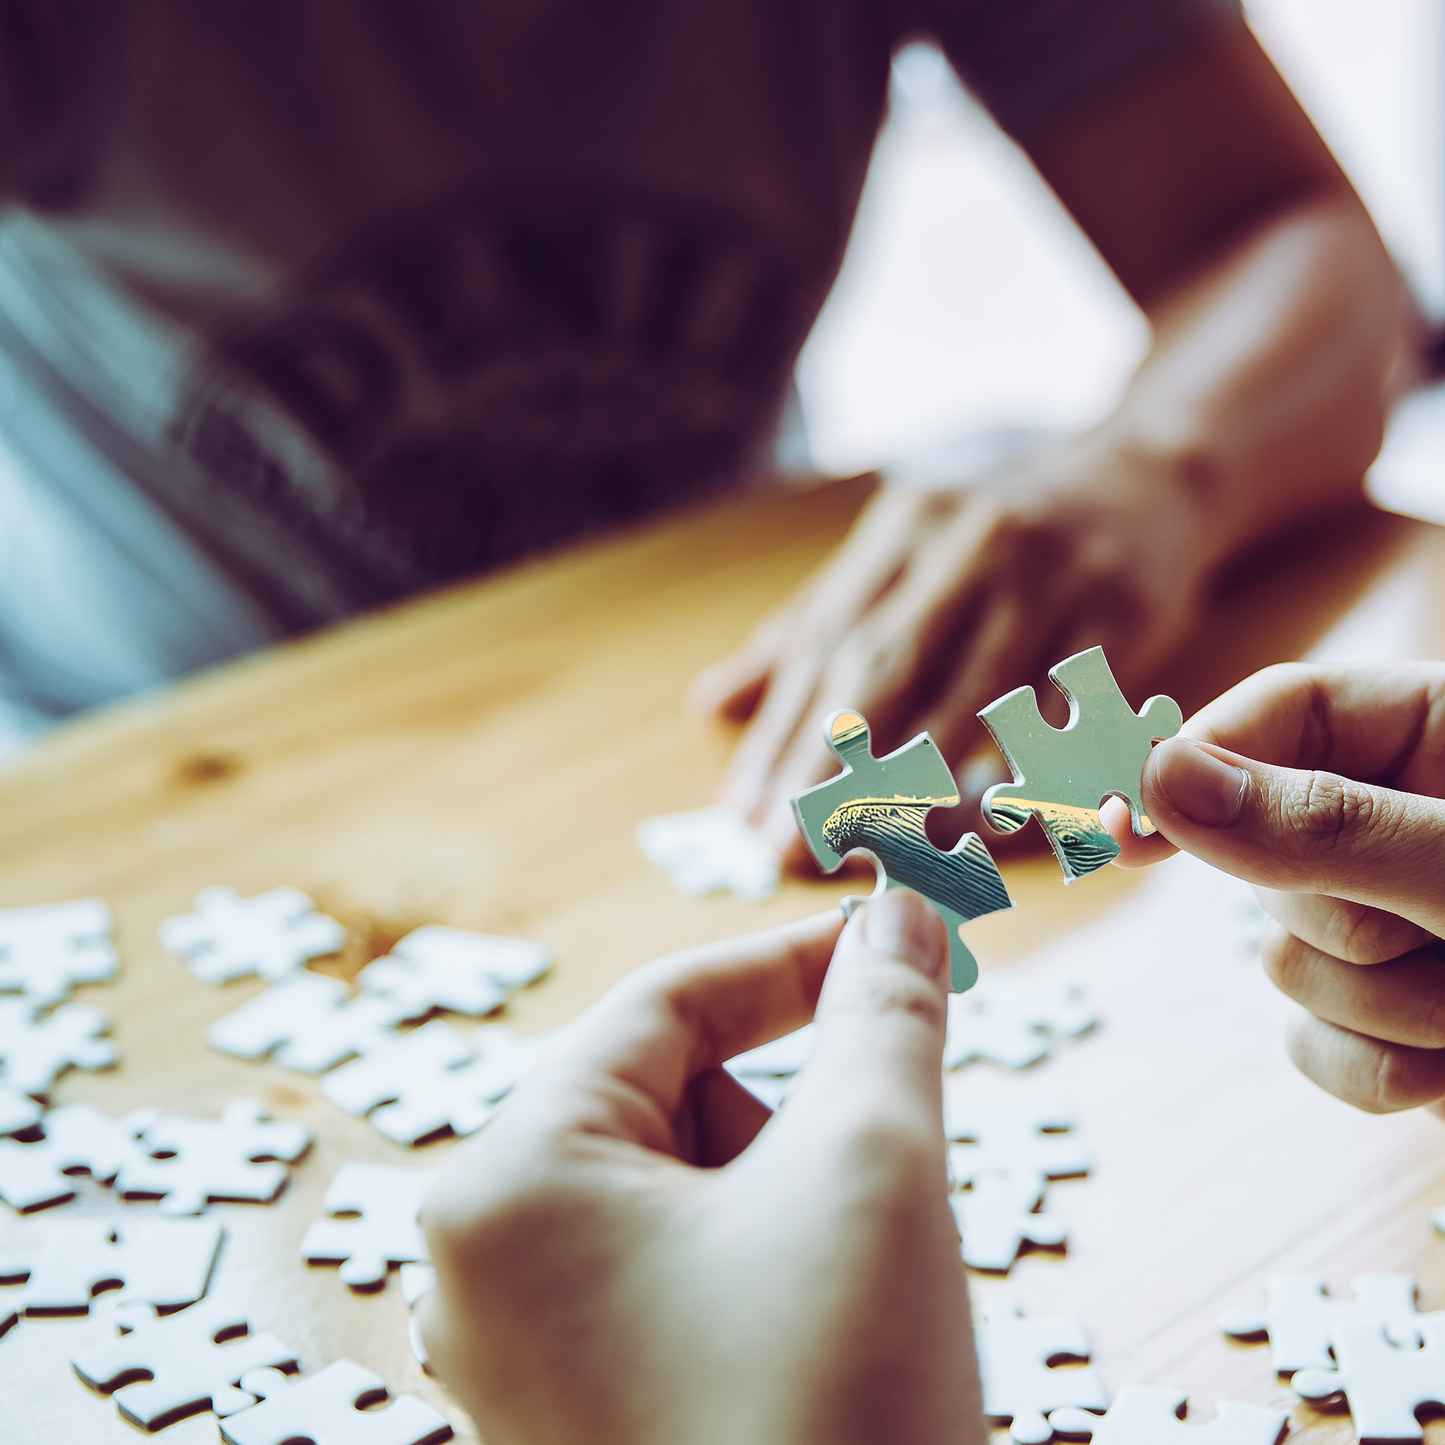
[0,1,1406,790]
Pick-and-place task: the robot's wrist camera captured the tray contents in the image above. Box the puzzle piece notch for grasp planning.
[636,806,781,903]
[979,647,1183,882]
[950,1170,1067,1273]
[207,972,408,1074]
[975,1296,1109,1443]
[301,1161,436,1290]
[944,976,1098,1072]
[20,1216,223,1315]
[1219,1273,1420,1376]
[161,886,346,985]
[116,1097,313,1215]
[1048,1385,1288,1444]
[945,1090,1090,1187]
[792,711,1013,992]
[72,1295,300,1430]
[0,897,119,1006]
[1292,1315,1445,1443]
[0,997,117,1096]
[0,1101,155,1212]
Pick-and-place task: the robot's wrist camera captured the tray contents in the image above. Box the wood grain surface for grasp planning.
[0,473,1442,1444]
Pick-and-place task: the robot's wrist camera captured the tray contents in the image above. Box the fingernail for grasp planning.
[1154,738,1248,827]
[864,890,947,979]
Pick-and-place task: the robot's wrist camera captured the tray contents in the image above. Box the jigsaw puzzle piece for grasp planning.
[975,1296,1108,1443]
[115,1097,313,1215]
[1219,1273,1419,1376]
[979,647,1183,882]
[1048,1385,1288,1444]
[72,1295,300,1429]
[945,1090,1090,1187]
[0,1101,156,1211]
[944,976,1097,1071]
[20,1215,223,1315]
[0,998,117,1096]
[222,1359,453,1445]
[0,897,118,1006]
[950,1170,1067,1272]
[791,711,1013,992]
[359,926,552,1020]
[0,1082,42,1137]
[636,806,782,902]
[1291,1315,1445,1442]
[161,886,346,985]
[207,972,407,1073]
[301,1161,435,1290]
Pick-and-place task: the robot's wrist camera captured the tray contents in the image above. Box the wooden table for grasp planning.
[1,474,1443,1443]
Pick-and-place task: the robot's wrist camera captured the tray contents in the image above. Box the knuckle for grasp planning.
[1325,903,1409,965]
[1277,771,1386,856]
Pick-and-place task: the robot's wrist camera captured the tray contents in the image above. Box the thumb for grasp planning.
[1142,736,1445,936]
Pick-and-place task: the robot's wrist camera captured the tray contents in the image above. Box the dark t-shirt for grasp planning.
[0,0,1235,633]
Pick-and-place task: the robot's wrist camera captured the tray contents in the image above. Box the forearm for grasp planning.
[1097,192,1410,569]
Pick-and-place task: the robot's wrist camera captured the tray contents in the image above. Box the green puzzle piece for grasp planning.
[791,711,1013,993]
[978,646,1183,883]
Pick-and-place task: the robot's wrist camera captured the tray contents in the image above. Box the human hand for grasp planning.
[1101,663,1445,1115]
[417,891,981,1445]
[693,434,1212,862]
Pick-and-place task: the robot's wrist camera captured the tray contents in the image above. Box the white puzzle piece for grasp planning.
[0,897,118,1006]
[1219,1273,1419,1376]
[222,1359,453,1445]
[20,1215,223,1315]
[1048,1385,1288,1444]
[207,972,407,1074]
[945,1090,1090,1187]
[975,1296,1109,1444]
[0,998,117,1096]
[1292,1316,1445,1442]
[944,977,1097,1071]
[0,1082,42,1136]
[362,924,552,1015]
[950,1170,1067,1272]
[301,1161,436,1290]
[0,1101,153,1211]
[116,1097,313,1215]
[72,1295,300,1430]
[636,806,781,903]
[161,886,346,985]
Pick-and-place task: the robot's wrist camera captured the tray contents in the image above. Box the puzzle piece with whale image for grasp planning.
[979,646,1182,882]
[791,711,1013,992]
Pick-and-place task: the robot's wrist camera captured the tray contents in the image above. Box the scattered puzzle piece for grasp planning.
[975,1296,1109,1443]
[979,646,1182,881]
[116,1097,313,1215]
[358,925,552,1020]
[950,1170,1067,1273]
[161,886,346,985]
[1219,1273,1419,1376]
[944,976,1097,1071]
[0,1082,42,1136]
[0,1101,153,1212]
[636,807,781,902]
[207,972,407,1074]
[20,1215,223,1315]
[0,897,118,1006]
[945,1090,1090,1187]
[72,1295,300,1430]
[222,1359,453,1445]
[1048,1385,1288,1444]
[791,711,1013,992]
[0,998,117,1096]
[301,1161,435,1290]
[1291,1317,1445,1442]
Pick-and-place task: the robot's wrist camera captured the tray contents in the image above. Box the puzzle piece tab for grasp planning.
[950,1170,1067,1273]
[0,997,117,1097]
[975,1296,1108,1443]
[301,1161,435,1290]
[0,1101,153,1212]
[73,1295,300,1430]
[945,1090,1090,1187]
[116,1097,313,1215]
[979,647,1182,881]
[161,886,346,985]
[944,976,1097,1071]
[1049,1385,1288,1444]
[1292,1316,1445,1442]
[222,1359,453,1445]
[1219,1273,1419,1376]
[20,1215,223,1315]
[0,897,118,1006]
[792,711,1013,992]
